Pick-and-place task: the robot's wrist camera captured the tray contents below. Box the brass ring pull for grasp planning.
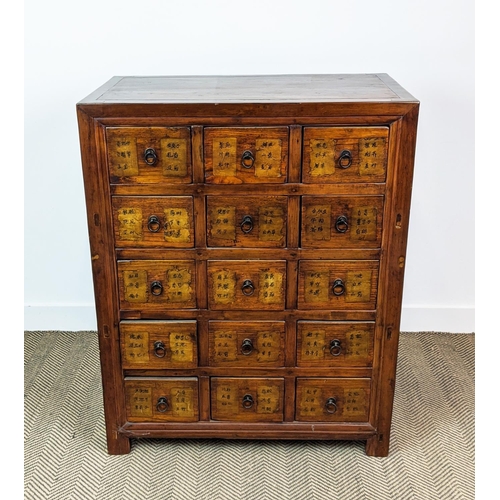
[335,215,349,233]
[338,150,352,169]
[242,394,254,409]
[156,396,169,413]
[153,340,166,358]
[147,215,161,233]
[150,280,163,296]
[144,148,158,166]
[241,338,254,356]
[240,215,254,234]
[241,279,255,296]
[332,279,345,296]
[329,339,342,356]
[325,397,337,414]
[241,150,255,169]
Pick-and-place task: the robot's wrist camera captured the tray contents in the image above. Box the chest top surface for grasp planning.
[78,74,418,105]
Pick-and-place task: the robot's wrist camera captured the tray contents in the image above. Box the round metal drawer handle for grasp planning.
[147,215,161,233]
[325,397,337,414]
[153,340,166,358]
[241,150,255,169]
[156,396,169,413]
[150,280,163,296]
[241,338,254,356]
[241,279,255,296]
[332,278,345,296]
[144,148,158,166]
[240,215,254,234]
[338,149,352,169]
[329,339,342,356]
[242,394,254,409]
[335,215,349,233]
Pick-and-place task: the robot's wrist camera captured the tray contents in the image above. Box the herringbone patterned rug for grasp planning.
[24,331,474,500]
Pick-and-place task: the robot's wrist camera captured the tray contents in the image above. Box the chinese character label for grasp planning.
[213,138,237,177]
[170,332,194,363]
[304,270,329,303]
[254,139,282,178]
[160,138,188,177]
[164,207,191,243]
[128,387,152,417]
[109,136,139,177]
[309,138,336,177]
[212,269,237,304]
[258,269,284,305]
[258,205,285,242]
[301,329,326,360]
[213,331,238,361]
[117,207,143,241]
[304,205,331,241]
[124,330,149,364]
[123,270,148,303]
[358,137,387,176]
[256,385,280,414]
[345,270,372,302]
[166,267,193,303]
[209,206,236,241]
[350,206,377,241]
[256,331,281,362]
[171,387,194,417]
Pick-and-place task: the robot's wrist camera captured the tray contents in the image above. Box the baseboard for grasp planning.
[24,305,475,333]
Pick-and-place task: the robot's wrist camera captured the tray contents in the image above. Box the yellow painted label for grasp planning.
[171,387,194,417]
[213,331,238,361]
[257,331,281,362]
[254,139,282,178]
[258,206,285,242]
[343,388,368,417]
[170,332,194,363]
[213,138,237,176]
[109,136,138,176]
[309,138,336,177]
[304,270,329,303]
[212,269,237,304]
[299,386,323,418]
[351,206,377,241]
[123,270,148,303]
[164,207,191,243]
[304,205,331,241]
[117,207,143,241]
[216,384,237,413]
[301,329,326,360]
[160,138,188,177]
[259,269,284,304]
[345,270,373,302]
[123,330,150,364]
[128,387,152,417]
[166,267,193,303]
[358,137,386,176]
[257,385,280,414]
[210,206,236,241]
[345,329,372,360]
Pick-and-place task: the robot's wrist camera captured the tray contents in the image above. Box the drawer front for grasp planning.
[298,260,379,310]
[301,196,384,248]
[118,260,196,310]
[106,127,192,184]
[302,127,389,183]
[204,127,288,183]
[296,321,374,367]
[112,196,194,248]
[120,320,197,369]
[125,377,199,422]
[207,196,287,248]
[207,260,286,310]
[211,377,284,422]
[295,378,371,422]
[208,321,285,367]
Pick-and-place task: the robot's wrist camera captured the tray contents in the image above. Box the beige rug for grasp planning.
[24,331,474,499]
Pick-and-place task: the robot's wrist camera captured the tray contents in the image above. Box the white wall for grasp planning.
[24,0,475,332]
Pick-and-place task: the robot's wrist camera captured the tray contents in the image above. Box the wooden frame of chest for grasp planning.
[77,74,419,457]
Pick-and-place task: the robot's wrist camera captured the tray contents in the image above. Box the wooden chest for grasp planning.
[77,74,419,457]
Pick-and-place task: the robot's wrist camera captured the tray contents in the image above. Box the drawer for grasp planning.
[106,127,192,184]
[295,378,370,422]
[112,196,194,247]
[207,196,287,248]
[298,260,379,310]
[204,127,288,183]
[118,260,196,310]
[120,320,197,369]
[296,321,374,367]
[211,377,284,422]
[125,377,199,422]
[301,196,384,248]
[208,321,285,367]
[207,260,286,310]
[302,127,389,183]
